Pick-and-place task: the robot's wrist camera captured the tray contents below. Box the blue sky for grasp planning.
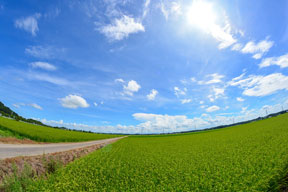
[1,0,288,134]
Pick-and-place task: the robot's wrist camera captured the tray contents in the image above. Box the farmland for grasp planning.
[27,113,288,191]
[0,117,121,142]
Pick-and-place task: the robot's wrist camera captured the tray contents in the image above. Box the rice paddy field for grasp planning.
[26,113,288,191]
[0,117,121,142]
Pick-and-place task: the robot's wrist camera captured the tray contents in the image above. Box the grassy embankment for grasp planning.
[26,113,288,191]
[0,116,121,142]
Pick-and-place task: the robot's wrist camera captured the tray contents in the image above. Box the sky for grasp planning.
[0,0,288,134]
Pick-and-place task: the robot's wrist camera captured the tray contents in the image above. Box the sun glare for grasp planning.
[186,0,217,30]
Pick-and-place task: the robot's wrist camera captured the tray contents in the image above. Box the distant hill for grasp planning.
[0,101,46,126]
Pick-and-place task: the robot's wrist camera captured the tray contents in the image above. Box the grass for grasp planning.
[0,125,25,139]
[0,116,121,142]
[26,113,288,191]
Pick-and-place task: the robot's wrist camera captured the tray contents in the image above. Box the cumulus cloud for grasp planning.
[132,113,205,133]
[38,101,284,134]
[15,13,41,36]
[60,95,89,109]
[174,87,187,97]
[147,89,158,100]
[259,53,288,68]
[229,73,288,96]
[30,61,57,71]
[237,97,244,102]
[123,80,141,96]
[241,39,274,59]
[99,15,145,41]
[206,105,220,112]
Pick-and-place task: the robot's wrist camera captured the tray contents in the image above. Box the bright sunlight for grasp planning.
[186,0,217,30]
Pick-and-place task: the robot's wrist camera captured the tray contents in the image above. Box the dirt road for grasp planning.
[0,136,126,159]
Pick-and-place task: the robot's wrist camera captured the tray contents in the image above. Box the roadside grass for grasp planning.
[0,117,122,142]
[0,158,63,192]
[26,113,288,191]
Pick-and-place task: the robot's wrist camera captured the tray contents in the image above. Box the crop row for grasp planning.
[0,117,121,142]
[27,113,288,191]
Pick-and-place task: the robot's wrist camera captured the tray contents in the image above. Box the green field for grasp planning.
[0,116,121,142]
[26,113,288,191]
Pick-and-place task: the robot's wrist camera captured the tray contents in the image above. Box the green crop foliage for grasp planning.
[0,117,121,142]
[27,113,288,191]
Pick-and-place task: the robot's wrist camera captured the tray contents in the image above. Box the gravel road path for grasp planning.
[0,136,126,159]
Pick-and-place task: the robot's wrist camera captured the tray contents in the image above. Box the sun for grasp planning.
[186,0,217,31]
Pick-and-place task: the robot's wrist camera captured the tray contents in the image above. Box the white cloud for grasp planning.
[160,1,182,20]
[241,107,248,113]
[259,53,288,68]
[208,95,215,102]
[186,1,237,49]
[44,7,61,19]
[12,104,21,108]
[210,22,237,49]
[12,103,42,110]
[25,45,65,59]
[28,73,69,86]
[60,95,89,109]
[38,102,284,134]
[198,73,224,85]
[133,113,206,133]
[231,43,242,51]
[28,103,43,110]
[147,89,158,100]
[190,77,196,82]
[229,73,288,96]
[207,87,225,103]
[237,97,244,102]
[30,61,57,71]
[115,78,125,83]
[181,99,192,104]
[99,15,145,41]
[199,101,204,104]
[123,80,141,96]
[213,87,225,97]
[15,13,41,36]
[94,102,98,107]
[241,39,274,59]
[142,0,151,18]
[206,105,220,112]
[224,106,229,110]
[174,87,187,97]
